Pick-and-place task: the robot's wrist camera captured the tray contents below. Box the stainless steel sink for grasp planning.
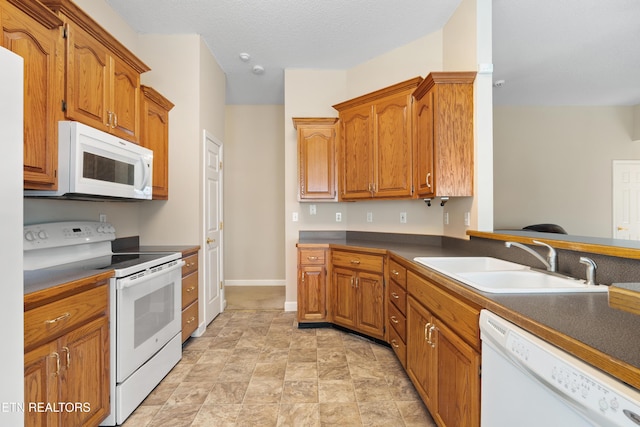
[413,256,607,294]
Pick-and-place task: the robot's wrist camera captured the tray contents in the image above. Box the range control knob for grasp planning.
[37,231,48,239]
[25,231,35,241]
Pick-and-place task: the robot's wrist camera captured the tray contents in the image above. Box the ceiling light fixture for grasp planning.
[239,52,251,62]
[252,65,265,75]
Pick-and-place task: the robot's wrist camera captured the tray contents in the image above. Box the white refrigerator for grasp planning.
[0,46,24,426]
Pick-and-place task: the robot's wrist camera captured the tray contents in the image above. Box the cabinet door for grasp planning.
[109,56,139,142]
[140,88,171,199]
[65,22,110,133]
[298,125,336,200]
[24,341,59,427]
[406,297,436,412]
[413,89,435,198]
[433,318,480,427]
[298,265,326,321]
[2,2,63,190]
[356,271,384,339]
[374,93,413,198]
[339,104,374,199]
[59,316,110,427]
[332,267,357,328]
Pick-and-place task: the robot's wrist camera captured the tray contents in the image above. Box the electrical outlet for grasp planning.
[464,212,471,226]
[336,212,342,222]
[292,212,299,222]
[444,212,449,225]
[400,212,407,223]
[99,214,107,223]
[366,212,373,223]
[310,204,317,215]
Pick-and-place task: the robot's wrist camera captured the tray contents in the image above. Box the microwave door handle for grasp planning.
[140,156,152,193]
[117,260,185,290]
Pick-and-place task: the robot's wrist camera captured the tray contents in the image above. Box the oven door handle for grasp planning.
[117,260,185,290]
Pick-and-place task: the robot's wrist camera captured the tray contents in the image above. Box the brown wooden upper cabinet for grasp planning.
[1,0,64,190]
[333,77,422,200]
[42,0,150,144]
[292,117,338,201]
[140,85,174,199]
[412,72,476,199]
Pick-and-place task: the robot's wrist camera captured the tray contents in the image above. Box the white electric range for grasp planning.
[24,221,184,426]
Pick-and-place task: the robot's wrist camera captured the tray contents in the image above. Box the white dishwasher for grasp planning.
[479,310,640,426]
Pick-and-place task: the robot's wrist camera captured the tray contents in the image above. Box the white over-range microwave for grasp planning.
[25,121,153,200]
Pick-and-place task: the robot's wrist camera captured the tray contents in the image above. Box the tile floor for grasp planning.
[123,310,436,426]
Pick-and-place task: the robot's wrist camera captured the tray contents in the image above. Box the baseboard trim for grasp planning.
[284,301,297,312]
[225,280,286,287]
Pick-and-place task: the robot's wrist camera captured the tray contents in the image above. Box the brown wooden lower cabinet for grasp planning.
[406,271,481,427]
[24,278,110,427]
[297,247,328,322]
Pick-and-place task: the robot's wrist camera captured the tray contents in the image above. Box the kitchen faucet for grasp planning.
[505,240,557,272]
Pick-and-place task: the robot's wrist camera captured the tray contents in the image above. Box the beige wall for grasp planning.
[224,105,285,283]
[494,106,638,238]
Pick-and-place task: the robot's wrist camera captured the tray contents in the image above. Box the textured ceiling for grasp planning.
[106,0,640,106]
[492,0,640,106]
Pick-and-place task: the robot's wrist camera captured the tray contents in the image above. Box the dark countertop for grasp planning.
[298,231,640,390]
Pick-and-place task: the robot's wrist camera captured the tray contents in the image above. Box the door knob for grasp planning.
[617,226,628,231]
[206,237,215,244]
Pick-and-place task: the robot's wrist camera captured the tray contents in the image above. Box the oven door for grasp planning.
[116,259,184,382]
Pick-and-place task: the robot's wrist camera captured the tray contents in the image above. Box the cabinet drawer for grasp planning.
[299,249,325,265]
[181,301,198,342]
[182,253,198,277]
[389,259,407,288]
[332,250,383,272]
[182,272,198,309]
[388,302,406,341]
[388,325,406,368]
[388,279,407,314]
[25,285,108,350]
[408,271,480,349]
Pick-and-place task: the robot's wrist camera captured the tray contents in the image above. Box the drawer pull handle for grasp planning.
[186,286,196,292]
[186,316,196,324]
[391,339,399,349]
[390,315,399,324]
[424,322,431,341]
[391,269,400,276]
[307,256,318,261]
[350,259,361,265]
[391,292,399,299]
[45,312,70,325]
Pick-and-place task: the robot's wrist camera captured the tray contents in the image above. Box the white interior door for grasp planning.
[613,160,640,240]
[203,131,223,324]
